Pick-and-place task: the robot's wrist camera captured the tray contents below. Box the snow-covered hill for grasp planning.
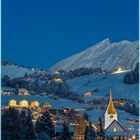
[2,65,33,79]
[66,73,138,102]
[50,38,138,72]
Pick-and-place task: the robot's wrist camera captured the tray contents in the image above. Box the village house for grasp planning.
[8,99,17,107]
[31,101,40,107]
[1,87,15,95]
[84,91,92,97]
[19,100,29,108]
[18,88,29,95]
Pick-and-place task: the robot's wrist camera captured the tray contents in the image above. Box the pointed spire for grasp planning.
[106,91,117,114]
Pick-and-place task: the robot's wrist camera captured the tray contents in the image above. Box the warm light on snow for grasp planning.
[112,67,129,74]
[118,67,122,71]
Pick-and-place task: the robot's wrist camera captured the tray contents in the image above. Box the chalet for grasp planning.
[18,88,29,95]
[8,99,17,107]
[84,92,92,97]
[72,114,86,140]
[53,77,63,83]
[19,100,28,108]
[31,101,40,107]
[1,87,15,95]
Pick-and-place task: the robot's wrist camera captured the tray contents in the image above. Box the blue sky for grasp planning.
[2,0,138,69]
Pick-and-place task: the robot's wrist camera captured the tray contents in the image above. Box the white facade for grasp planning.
[105,111,117,129]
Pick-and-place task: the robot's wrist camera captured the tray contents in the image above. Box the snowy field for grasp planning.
[2,65,33,79]
[66,73,138,102]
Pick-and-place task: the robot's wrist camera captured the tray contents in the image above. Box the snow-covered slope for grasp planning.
[66,73,138,102]
[50,38,138,72]
[2,65,33,79]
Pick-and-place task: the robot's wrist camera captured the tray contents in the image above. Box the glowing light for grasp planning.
[8,99,17,107]
[19,89,29,95]
[113,127,117,132]
[53,78,63,82]
[132,135,136,140]
[19,100,28,108]
[31,101,39,107]
[118,67,122,71]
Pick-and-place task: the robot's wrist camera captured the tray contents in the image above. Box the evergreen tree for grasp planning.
[36,110,55,138]
[83,112,89,121]
[2,108,20,140]
[59,122,72,140]
[20,109,35,140]
[1,75,10,86]
[36,132,51,140]
[15,84,19,95]
[96,117,105,140]
[84,121,96,140]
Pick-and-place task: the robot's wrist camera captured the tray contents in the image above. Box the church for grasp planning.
[104,92,128,140]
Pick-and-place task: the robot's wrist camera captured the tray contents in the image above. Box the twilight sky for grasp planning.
[2,0,138,69]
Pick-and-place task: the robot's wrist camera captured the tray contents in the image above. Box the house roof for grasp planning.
[2,86,15,91]
[105,120,127,136]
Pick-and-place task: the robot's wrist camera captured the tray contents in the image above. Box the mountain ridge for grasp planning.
[50,38,138,72]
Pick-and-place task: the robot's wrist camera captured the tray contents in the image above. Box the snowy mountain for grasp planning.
[50,38,138,72]
[2,64,33,79]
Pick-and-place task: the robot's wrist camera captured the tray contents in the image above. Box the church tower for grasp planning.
[105,92,117,129]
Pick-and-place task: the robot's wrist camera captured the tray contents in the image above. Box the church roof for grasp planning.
[105,120,127,136]
[106,92,117,114]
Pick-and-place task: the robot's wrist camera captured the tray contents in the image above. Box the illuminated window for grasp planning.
[132,135,136,139]
[31,101,39,107]
[19,100,28,107]
[113,127,117,132]
[8,99,17,107]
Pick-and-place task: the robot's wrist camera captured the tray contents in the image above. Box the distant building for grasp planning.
[19,100,28,108]
[31,101,40,107]
[8,99,17,107]
[18,88,29,95]
[1,87,15,95]
[53,77,63,83]
[72,114,86,140]
[84,92,92,97]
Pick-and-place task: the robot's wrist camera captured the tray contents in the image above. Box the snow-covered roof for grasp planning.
[105,120,127,136]
[1,86,15,91]
[19,88,28,91]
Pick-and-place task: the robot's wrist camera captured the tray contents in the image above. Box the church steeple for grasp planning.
[105,91,118,129]
[106,91,117,114]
